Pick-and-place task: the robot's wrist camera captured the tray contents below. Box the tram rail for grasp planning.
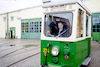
[6,52,40,67]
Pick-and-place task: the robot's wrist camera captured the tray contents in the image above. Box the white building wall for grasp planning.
[84,0,100,13]
[0,14,7,38]
[8,11,21,39]
[21,6,43,19]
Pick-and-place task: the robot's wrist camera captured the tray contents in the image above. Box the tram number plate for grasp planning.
[43,48,49,53]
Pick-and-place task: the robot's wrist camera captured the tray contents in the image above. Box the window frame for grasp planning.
[43,12,73,38]
[86,14,90,37]
[76,9,85,38]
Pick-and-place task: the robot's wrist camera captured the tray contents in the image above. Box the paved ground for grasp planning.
[0,39,100,67]
[0,39,41,67]
[88,41,100,67]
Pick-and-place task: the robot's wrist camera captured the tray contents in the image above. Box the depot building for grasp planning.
[0,0,100,41]
[0,6,43,39]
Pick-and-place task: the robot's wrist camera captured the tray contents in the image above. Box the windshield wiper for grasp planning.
[56,28,69,38]
[48,34,54,37]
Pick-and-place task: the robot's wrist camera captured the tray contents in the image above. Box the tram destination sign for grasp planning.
[51,5,66,11]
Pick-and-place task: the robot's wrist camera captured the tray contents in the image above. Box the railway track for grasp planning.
[0,47,25,58]
[0,46,40,58]
[0,45,40,67]
[6,52,40,67]
[0,46,40,67]
[96,41,100,45]
[0,39,41,67]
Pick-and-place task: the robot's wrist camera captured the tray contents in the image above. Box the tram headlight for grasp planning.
[51,47,59,56]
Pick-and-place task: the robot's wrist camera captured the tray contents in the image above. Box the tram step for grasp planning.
[82,55,91,66]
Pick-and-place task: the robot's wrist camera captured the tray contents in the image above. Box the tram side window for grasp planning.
[86,15,89,36]
[77,9,84,38]
[44,15,47,35]
[44,13,73,37]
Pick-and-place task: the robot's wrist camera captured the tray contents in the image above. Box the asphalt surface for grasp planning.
[0,39,40,67]
[88,41,100,67]
[0,39,99,67]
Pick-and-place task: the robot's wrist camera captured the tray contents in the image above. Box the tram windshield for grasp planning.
[44,12,73,37]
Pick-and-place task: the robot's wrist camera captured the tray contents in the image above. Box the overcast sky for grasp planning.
[0,0,42,14]
[0,0,63,14]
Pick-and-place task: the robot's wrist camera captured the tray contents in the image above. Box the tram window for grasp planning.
[86,15,89,36]
[77,9,84,38]
[44,13,73,37]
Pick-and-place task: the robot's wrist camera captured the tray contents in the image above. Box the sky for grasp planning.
[0,0,63,14]
[0,0,43,14]
[0,0,80,14]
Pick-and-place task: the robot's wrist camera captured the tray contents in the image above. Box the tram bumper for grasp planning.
[47,62,62,67]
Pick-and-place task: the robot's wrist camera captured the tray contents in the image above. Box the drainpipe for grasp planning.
[7,13,9,39]
[81,0,85,4]
[83,0,85,4]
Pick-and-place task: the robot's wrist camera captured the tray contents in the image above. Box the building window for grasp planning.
[3,17,6,22]
[92,17,100,32]
[30,21,41,33]
[11,16,14,21]
[77,9,84,38]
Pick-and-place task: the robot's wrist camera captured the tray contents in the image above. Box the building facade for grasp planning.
[84,0,100,41]
[0,14,7,38]
[0,6,43,39]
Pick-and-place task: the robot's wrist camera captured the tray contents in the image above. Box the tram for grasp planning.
[41,0,91,67]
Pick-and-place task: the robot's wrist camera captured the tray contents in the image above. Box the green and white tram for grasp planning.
[41,0,91,67]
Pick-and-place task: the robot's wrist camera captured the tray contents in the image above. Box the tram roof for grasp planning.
[43,0,91,14]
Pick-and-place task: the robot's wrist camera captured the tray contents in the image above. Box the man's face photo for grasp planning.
[58,23,63,29]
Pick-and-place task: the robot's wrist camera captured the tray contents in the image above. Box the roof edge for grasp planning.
[0,5,42,15]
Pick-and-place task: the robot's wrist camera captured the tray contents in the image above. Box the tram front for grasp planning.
[41,0,91,67]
